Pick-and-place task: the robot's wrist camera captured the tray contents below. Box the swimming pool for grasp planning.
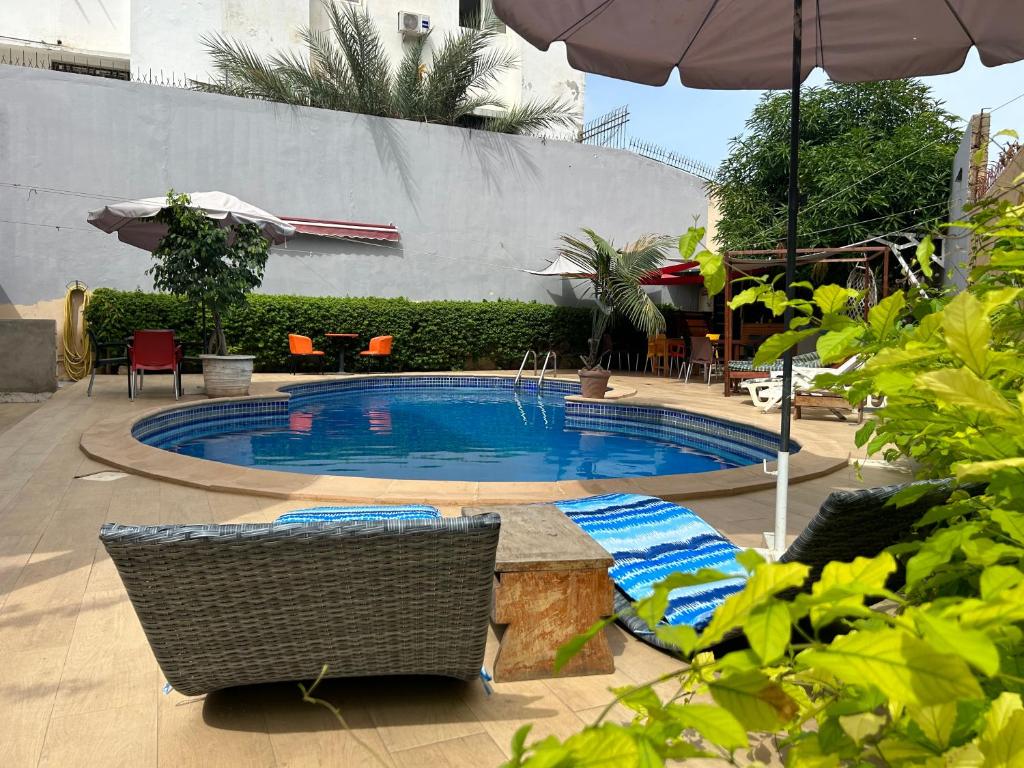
[134,377,784,482]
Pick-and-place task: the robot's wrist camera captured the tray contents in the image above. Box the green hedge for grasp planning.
[85,288,607,372]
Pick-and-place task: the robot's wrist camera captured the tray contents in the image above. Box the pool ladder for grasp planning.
[514,350,558,391]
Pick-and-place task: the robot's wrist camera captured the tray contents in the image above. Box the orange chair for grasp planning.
[288,334,325,374]
[359,335,393,370]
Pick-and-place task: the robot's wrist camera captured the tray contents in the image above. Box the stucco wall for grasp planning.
[0,66,707,322]
[0,320,58,393]
[4,0,131,56]
[945,112,988,290]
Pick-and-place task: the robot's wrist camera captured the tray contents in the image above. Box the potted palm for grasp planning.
[148,191,271,397]
[558,229,669,398]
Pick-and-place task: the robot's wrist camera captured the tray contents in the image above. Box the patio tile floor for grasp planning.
[0,372,906,767]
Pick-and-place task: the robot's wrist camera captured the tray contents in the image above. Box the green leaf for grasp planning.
[853,420,876,448]
[980,566,1024,600]
[678,227,705,261]
[917,368,1017,418]
[992,510,1024,546]
[634,569,734,629]
[666,703,748,750]
[816,325,864,365]
[915,234,935,279]
[561,725,641,767]
[889,483,938,508]
[978,693,1024,767]
[813,284,859,315]
[868,292,907,339]
[708,670,798,731]
[942,292,991,375]
[956,457,1024,482]
[699,562,808,648]
[652,625,698,655]
[555,618,613,673]
[743,599,790,664]
[735,549,765,573]
[696,251,725,297]
[613,685,661,716]
[838,712,886,745]
[798,627,984,706]
[906,701,957,750]
[751,329,817,368]
[509,724,533,765]
[913,611,1000,676]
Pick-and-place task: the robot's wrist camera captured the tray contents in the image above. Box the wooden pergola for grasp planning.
[722,246,890,396]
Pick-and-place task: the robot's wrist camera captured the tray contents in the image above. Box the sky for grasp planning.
[582,50,1024,170]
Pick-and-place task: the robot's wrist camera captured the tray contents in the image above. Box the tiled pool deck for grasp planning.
[0,372,906,767]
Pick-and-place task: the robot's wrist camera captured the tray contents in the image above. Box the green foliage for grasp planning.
[557,229,670,368]
[505,198,1024,766]
[85,288,602,372]
[709,80,960,250]
[148,191,269,355]
[193,1,577,136]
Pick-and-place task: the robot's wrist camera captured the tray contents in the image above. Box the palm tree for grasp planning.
[557,229,670,369]
[192,1,578,136]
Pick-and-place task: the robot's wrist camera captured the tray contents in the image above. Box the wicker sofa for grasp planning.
[100,514,501,695]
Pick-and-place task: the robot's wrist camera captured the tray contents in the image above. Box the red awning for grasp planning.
[642,261,703,286]
[281,216,401,242]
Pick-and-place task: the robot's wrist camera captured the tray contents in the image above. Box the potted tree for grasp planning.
[559,229,669,398]
[148,191,271,398]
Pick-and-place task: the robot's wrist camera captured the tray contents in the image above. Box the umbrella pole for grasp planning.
[770,0,802,559]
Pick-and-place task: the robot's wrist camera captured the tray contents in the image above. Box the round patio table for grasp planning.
[325,333,359,373]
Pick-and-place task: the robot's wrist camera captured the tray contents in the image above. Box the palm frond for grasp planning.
[484,97,580,135]
[326,2,394,117]
[393,33,429,119]
[195,33,305,104]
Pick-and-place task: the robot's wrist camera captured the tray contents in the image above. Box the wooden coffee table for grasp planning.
[461,504,615,682]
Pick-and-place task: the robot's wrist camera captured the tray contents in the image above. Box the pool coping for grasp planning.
[80,373,848,505]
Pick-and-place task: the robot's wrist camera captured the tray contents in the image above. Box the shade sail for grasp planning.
[281,216,401,242]
[493,0,1024,89]
[87,191,295,251]
[521,253,594,277]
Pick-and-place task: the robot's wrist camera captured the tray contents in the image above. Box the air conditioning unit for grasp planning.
[398,11,430,36]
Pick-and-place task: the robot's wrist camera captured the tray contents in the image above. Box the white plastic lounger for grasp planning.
[741,356,862,412]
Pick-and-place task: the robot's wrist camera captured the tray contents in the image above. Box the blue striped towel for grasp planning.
[555,494,747,629]
[275,505,441,523]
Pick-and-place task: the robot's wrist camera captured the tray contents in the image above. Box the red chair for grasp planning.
[128,330,183,400]
[358,335,393,370]
[288,334,326,374]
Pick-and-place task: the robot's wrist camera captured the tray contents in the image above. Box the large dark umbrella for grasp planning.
[494,0,1024,556]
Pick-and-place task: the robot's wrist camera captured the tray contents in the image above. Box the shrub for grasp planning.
[85,289,607,372]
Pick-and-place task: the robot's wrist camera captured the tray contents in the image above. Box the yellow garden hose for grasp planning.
[62,283,93,381]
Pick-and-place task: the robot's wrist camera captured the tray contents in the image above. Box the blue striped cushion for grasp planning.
[555,494,747,629]
[275,505,441,523]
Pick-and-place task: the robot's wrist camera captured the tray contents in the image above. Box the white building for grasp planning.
[2,0,584,132]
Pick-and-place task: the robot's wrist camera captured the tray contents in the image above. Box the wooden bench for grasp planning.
[461,504,614,682]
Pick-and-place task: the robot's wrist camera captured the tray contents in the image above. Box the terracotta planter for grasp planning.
[200,354,254,398]
[578,368,611,399]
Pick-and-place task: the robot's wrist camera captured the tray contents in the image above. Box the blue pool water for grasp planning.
[145,383,777,482]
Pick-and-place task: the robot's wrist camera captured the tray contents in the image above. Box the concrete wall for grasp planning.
[0,321,58,393]
[0,66,708,323]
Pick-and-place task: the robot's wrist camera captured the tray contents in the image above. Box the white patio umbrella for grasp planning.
[493,0,1024,558]
[87,191,295,250]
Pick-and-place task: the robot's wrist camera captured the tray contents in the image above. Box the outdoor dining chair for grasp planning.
[288,334,326,374]
[359,335,393,370]
[86,329,129,397]
[681,335,718,384]
[128,329,183,400]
